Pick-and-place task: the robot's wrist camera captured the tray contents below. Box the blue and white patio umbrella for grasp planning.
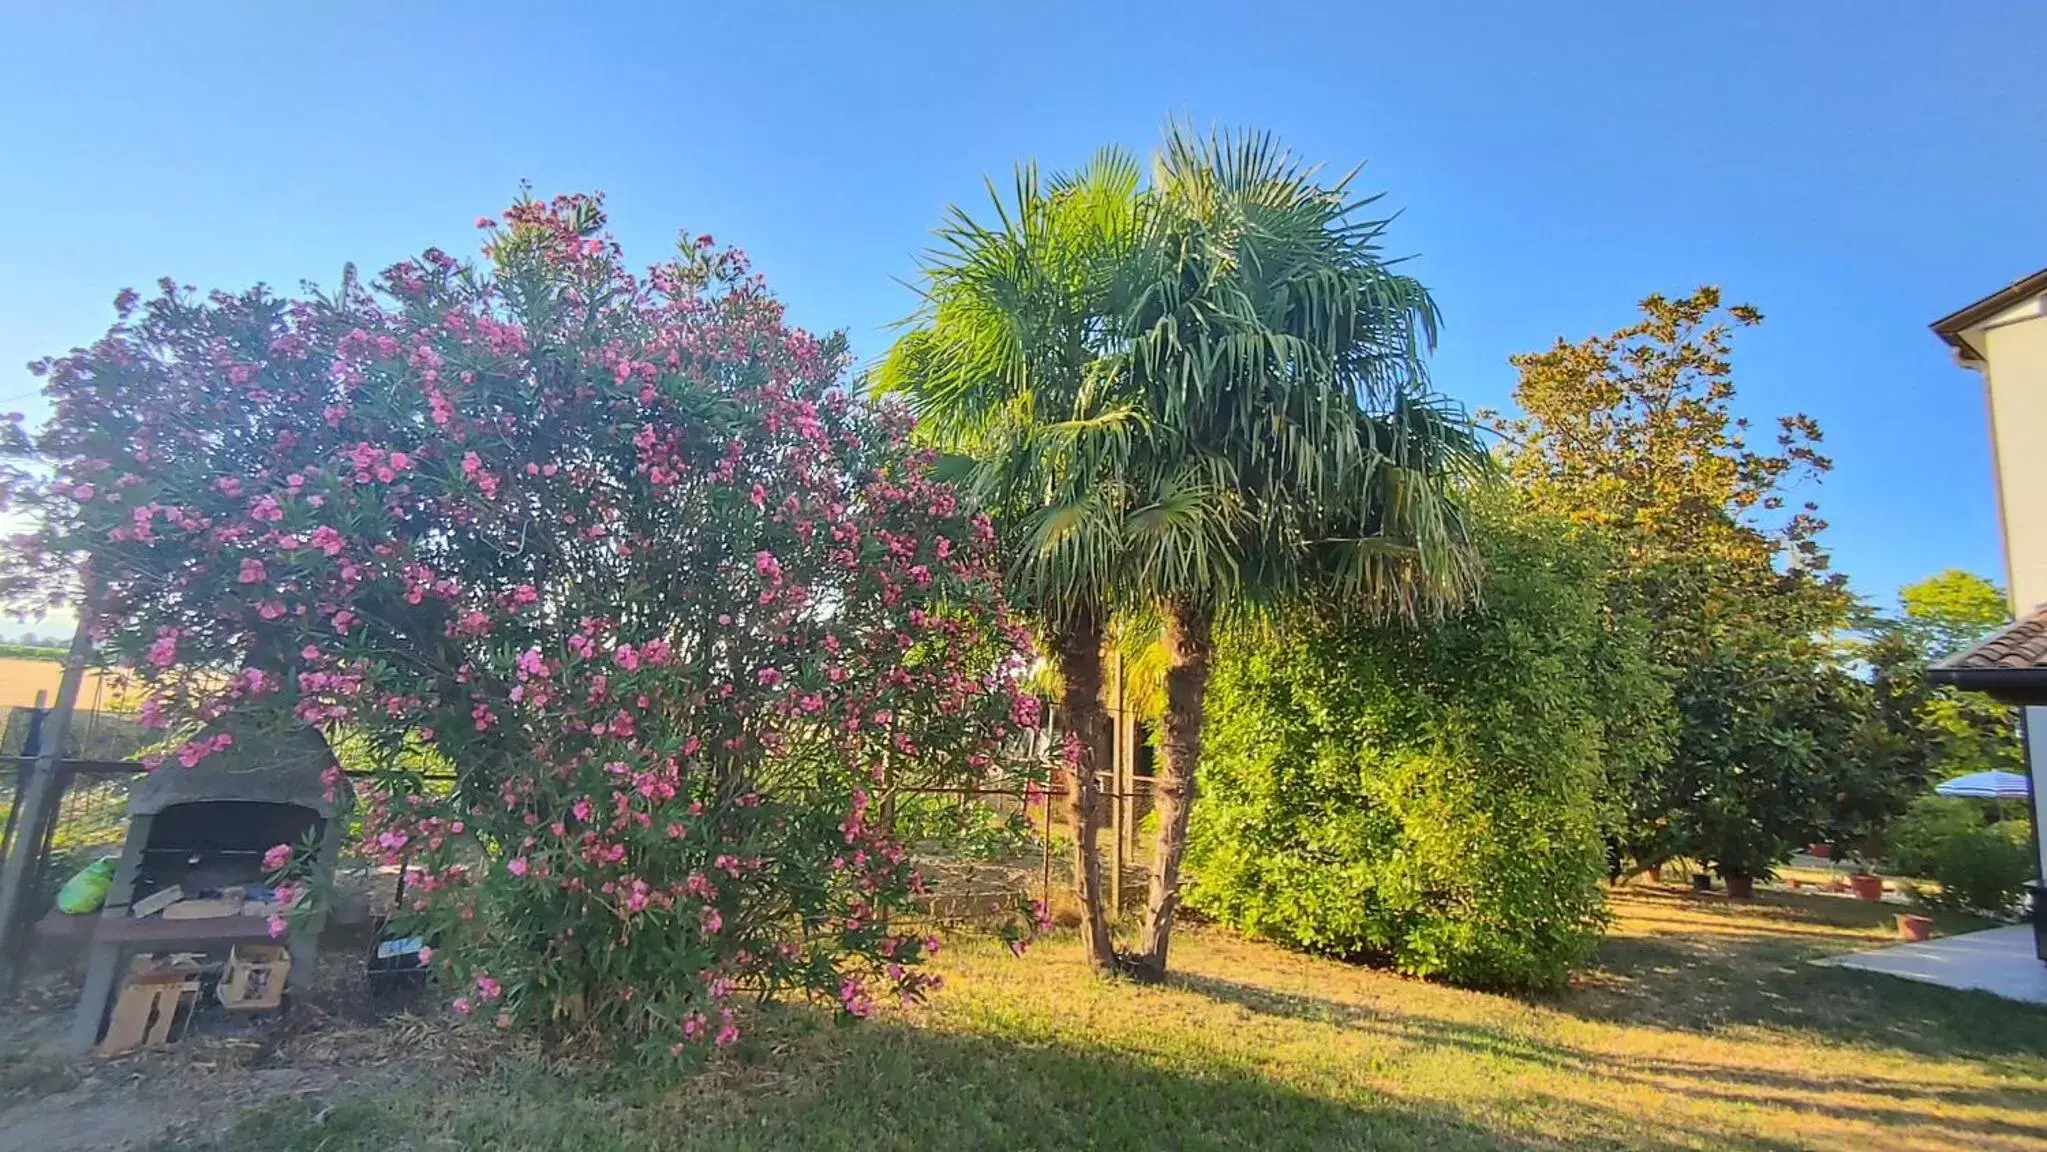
[1933,770,2033,800]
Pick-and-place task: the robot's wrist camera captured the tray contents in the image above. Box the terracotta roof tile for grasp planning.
[1934,606,2047,673]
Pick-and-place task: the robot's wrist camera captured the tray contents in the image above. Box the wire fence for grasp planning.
[0,695,1165,974]
[0,703,159,892]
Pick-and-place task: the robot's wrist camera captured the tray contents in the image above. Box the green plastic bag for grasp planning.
[56,856,116,915]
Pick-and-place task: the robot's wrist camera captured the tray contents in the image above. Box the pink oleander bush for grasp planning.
[0,192,1043,1058]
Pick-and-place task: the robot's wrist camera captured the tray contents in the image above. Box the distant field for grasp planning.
[0,656,134,711]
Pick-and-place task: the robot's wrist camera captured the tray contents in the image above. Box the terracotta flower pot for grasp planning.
[1850,872,1884,902]
[1806,842,1833,861]
[1724,874,1755,899]
[1897,913,1934,942]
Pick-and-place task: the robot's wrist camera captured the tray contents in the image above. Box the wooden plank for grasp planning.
[129,885,184,919]
[97,959,199,1055]
[161,898,244,920]
[36,911,280,944]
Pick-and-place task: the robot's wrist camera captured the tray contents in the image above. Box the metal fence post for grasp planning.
[0,692,48,871]
[21,691,48,769]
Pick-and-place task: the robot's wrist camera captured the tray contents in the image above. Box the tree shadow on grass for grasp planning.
[193,1013,1740,1152]
[1168,966,2047,1149]
[1562,890,2047,1073]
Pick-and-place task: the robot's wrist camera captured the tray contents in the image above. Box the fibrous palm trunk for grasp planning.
[1052,600,1117,973]
[1131,597,1214,980]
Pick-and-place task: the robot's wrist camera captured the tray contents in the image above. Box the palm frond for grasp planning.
[884,123,1488,631]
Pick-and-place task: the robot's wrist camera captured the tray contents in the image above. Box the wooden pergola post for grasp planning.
[1120,683,1138,882]
[1108,651,1124,915]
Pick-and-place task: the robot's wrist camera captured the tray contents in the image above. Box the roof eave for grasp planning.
[1931,267,2047,358]
[1927,664,2047,706]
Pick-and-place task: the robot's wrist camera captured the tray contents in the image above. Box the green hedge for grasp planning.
[1887,794,2033,916]
[1885,795,1984,878]
[1185,499,1659,990]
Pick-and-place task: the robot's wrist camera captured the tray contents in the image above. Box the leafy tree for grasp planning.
[1900,568,2011,659]
[1853,571,2018,847]
[1664,650,1875,875]
[1493,288,1830,573]
[1898,572,2014,786]
[1184,493,1663,989]
[1782,571,2019,869]
[1493,288,1855,880]
[884,127,1486,979]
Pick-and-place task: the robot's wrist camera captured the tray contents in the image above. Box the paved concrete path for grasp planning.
[1815,924,2047,1004]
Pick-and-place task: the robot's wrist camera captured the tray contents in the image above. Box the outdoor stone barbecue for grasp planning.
[46,724,352,1053]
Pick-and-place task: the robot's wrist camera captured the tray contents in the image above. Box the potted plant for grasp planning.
[1840,841,1887,902]
[1710,841,1778,901]
[1825,790,1908,906]
[1686,811,1794,905]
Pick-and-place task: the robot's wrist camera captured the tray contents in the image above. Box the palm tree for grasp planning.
[1117,126,1488,977]
[884,127,1487,980]
[878,150,1148,973]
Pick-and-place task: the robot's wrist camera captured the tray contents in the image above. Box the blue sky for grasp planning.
[3,1,2043,628]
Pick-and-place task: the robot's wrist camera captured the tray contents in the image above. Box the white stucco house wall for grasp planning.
[1928,267,2047,961]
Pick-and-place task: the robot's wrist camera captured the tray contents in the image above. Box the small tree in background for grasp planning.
[1885,570,2020,785]
[1900,569,2012,659]
[1662,648,1874,876]
[1,194,1043,1057]
[1848,569,2020,865]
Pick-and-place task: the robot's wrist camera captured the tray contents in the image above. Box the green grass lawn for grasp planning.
[179,885,2047,1151]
